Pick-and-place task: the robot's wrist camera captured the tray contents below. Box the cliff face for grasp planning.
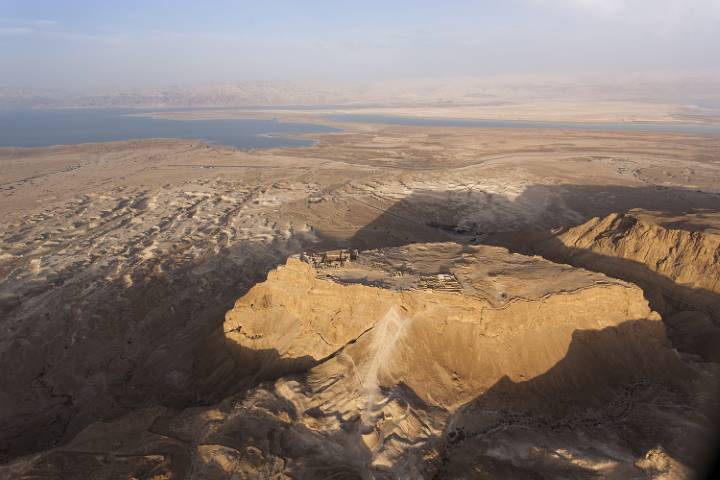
[224,247,681,410]
[540,211,720,301]
[533,210,720,361]
[3,243,708,479]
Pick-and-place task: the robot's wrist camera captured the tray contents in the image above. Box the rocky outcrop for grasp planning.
[532,210,720,362]
[3,243,708,479]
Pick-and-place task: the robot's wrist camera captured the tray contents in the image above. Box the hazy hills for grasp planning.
[2,74,719,110]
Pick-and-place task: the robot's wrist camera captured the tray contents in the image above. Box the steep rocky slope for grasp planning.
[2,243,713,479]
[529,210,720,362]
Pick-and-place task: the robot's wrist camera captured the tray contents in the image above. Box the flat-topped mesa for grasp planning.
[532,209,720,361]
[224,242,689,409]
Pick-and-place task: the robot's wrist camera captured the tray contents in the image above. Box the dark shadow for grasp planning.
[342,184,720,360]
[0,233,337,461]
[502,238,720,361]
[13,361,378,479]
[430,320,715,478]
[345,184,720,250]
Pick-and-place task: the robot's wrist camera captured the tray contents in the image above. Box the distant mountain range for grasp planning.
[0,83,350,108]
[1,75,719,109]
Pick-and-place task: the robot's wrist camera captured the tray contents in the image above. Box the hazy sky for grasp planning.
[1,0,719,89]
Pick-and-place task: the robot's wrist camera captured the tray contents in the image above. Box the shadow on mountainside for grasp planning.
[430,318,719,479]
[340,183,720,477]
[7,319,718,479]
[344,184,720,358]
[345,183,720,250]
[3,181,720,465]
[493,237,720,362]
[0,233,338,461]
[224,322,713,477]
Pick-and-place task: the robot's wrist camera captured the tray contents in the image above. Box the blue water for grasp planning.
[326,114,720,135]
[0,108,338,148]
[4,109,718,150]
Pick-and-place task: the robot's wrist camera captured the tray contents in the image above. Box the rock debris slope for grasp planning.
[2,242,712,479]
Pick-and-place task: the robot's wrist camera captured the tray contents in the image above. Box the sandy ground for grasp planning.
[1,121,720,465]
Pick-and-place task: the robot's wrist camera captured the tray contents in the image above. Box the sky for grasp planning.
[1,0,719,90]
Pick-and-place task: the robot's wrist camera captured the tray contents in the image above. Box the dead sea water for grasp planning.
[0,108,338,149]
